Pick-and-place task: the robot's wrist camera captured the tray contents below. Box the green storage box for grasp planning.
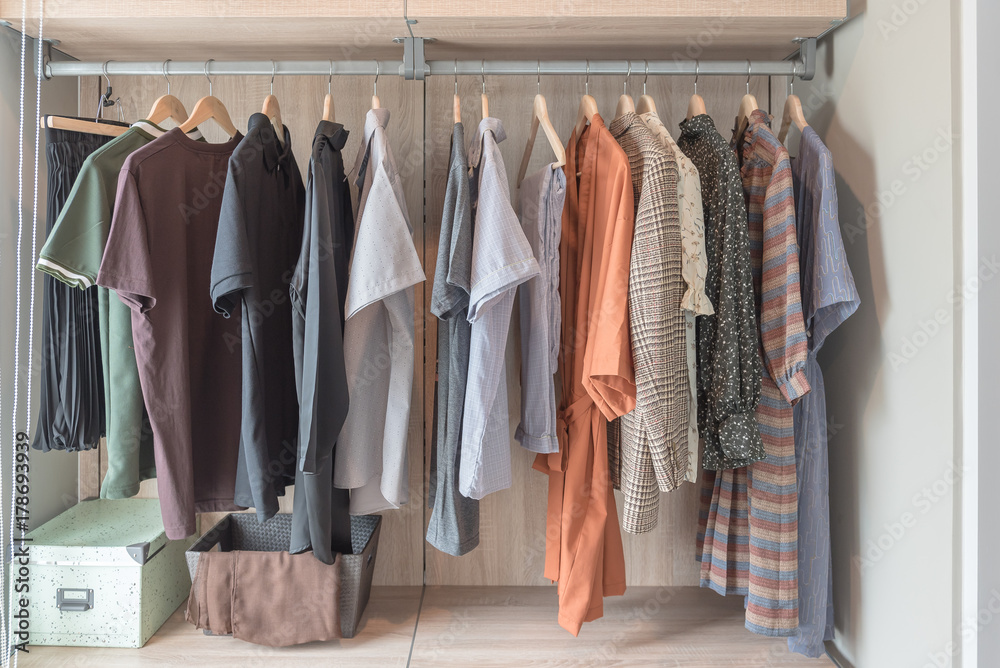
[25,498,192,648]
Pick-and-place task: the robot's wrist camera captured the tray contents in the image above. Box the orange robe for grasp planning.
[533,114,636,636]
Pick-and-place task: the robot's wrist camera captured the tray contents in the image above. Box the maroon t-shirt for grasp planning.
[98,128,245,539]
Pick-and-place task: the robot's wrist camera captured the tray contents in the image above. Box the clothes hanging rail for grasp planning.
[44,51,816,82]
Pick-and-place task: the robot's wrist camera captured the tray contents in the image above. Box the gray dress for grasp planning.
[426,123,479,556]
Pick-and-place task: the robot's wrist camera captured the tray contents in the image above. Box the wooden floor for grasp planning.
[19,586,836,667]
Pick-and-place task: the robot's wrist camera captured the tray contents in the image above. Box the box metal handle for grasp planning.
[56,588,94,612]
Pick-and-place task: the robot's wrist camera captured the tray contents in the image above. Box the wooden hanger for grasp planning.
[573,61,599,139]
[179,60,238,137]
[516,88,568,188]
[371,60,381,110]
[777,80,808,144]
[614,61,635,120]
[480,60,490,119]
[40,115,127,137]
[44,61,129,137]
[146,62,187,126]
[686,61,707,120]
[323,61,336,122]
[636,61,657,115]
[261,62,285,145]
[735,61,758,140]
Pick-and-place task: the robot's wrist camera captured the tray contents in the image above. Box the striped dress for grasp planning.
[736,109,812,636]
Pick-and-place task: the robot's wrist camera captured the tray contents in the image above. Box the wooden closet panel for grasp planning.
[78,72,426,586]
[422,71,777,586]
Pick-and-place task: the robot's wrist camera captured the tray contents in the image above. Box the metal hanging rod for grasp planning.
[45,51,815,81]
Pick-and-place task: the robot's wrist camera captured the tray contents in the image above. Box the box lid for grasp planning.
[26,499,170,566]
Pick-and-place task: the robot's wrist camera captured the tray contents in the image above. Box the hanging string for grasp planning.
[5,0,28,658]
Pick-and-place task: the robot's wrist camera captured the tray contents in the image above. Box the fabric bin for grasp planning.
[24,498,193,648]
[185,513,380,639]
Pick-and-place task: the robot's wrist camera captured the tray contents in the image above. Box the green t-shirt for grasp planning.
[37,120,202,498]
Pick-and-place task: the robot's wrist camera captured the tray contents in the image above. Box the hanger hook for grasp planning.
[624,60,631,96]
[102,60,112,89]
[481,59,486,96]
[329,59,334,95]
[585,59,590,96]
[537,60,541,95]
[204,59,214,96]
[643,60,648,96]
[454,59,458,95]
[162,59,171,95]
[789,75,794,97]
[270,60,276,95]
[694,60,699,96]
[746,59,751,95]
[373,60,379,97]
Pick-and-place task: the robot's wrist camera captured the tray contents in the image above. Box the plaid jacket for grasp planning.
[607,112,689,534]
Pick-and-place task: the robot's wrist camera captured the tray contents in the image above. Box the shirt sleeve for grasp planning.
[679,159,715,316]
[344,160,425,318]
[210,165,254,318]
[466,138,540,322]
[760,153,810,404]
[584,156,637,421]
[97,168,157,313]
[37,157,110,288]
[809,150,860,350]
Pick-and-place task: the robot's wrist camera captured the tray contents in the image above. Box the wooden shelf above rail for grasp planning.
[1,1,848,62]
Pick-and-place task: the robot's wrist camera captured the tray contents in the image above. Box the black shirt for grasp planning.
[211,113,305,520]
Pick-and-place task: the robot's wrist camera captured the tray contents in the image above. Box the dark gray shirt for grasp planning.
[288,121,355,563]
[426,123,479,556]
[211,113,305,520]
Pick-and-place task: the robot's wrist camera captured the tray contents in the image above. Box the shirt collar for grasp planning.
[248,112,293,173]
[678,113,715,139]
[130,119,203,142]
[468,117,506,168]
[314,120,348,152]
[363,108,391,144]
[607,111,638,140]
[738,108,775,158]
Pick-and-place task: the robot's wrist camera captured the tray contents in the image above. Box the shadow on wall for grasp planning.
[795,17,887,660]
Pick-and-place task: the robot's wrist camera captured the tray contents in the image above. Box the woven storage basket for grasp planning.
[185,513,381,639]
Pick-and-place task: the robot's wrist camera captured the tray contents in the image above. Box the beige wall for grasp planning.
[792,1,959,666]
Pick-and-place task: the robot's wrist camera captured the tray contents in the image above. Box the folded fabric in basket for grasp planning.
[186,550,341,646]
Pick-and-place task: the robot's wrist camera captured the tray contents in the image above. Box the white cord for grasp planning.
[13,0,42,659]
[5,0,28,661]
[10,2,43,664]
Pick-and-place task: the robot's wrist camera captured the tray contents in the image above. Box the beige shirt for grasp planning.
[335,108,425,514]
[639,111,714,484]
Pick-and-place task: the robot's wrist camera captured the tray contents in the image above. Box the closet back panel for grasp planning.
[79,72,787,588]
[421,72,783,586]
[78,73,427,587]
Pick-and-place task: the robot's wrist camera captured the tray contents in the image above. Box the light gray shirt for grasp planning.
[335,108,425,514]
[458,118,540,500]
[515,164,565,454]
